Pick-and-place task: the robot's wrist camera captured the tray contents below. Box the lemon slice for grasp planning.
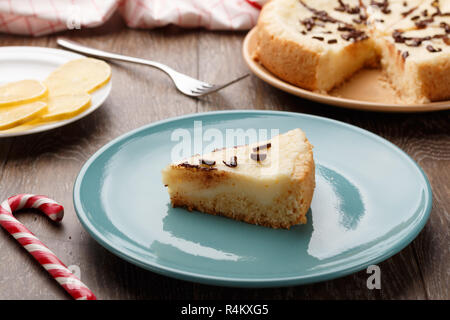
[39,93,91,122]
[0,101,48,130]
[44,58,111,95]
[0,80,48,107]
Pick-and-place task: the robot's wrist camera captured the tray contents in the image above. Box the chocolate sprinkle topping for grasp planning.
[392,29,448,48]
[392,30,405,43]
[335,0,360,14]
[297,0,369,42]
[401,7,418,17]
[200,159,216,166]
[441,22,450,34]
[178,162,217,171]
[415,18,434,29]
[252,143,271,152]
[223,156,238,168]
[401,51,409,60]
[341,29,369,42]
[337,24,355,32]
[300,17,315,31]
[250,153,267,162]
[371,0,391,14]
[426,45,442,52]
[328,39,338,44]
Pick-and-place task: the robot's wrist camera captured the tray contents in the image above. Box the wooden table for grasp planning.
[0,16,448,300]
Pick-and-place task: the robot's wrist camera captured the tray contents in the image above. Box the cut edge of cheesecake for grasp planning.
[161,128,315,229]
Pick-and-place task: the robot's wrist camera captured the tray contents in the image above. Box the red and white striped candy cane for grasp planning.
[0,194,96,300]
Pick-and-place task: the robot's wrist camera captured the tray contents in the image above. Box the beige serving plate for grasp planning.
[243,28,450,112]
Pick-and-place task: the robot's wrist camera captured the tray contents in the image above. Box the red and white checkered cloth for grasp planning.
[0,0,268,36]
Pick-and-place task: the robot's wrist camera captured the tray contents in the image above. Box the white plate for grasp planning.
[0,46,111,138]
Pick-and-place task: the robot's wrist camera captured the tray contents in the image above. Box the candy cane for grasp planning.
[0,194,96,300]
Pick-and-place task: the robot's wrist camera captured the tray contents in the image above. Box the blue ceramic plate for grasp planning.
[74,111,432,287]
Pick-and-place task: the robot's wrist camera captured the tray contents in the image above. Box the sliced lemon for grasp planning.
[44,58,111,95]
[39,93,91,122]
[0,80,48,107]
[0,101,48,130]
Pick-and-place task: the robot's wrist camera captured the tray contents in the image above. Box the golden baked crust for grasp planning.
[417,59,450,102]
[255,16,320,90]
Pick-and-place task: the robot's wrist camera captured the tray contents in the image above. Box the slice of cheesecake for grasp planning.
[161,128,315,229]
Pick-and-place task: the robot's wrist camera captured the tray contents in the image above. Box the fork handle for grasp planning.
[57,38,176,76]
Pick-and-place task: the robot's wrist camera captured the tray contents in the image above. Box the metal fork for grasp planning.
[57,38,249,97]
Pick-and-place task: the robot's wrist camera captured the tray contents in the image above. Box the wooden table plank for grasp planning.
[0,23,448,299]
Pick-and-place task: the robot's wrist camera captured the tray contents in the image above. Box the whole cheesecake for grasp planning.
[162,128,315,229]
[254,0,450,103]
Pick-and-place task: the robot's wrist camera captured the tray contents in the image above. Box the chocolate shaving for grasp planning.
[252,143,271,152]
[401,51,409,60]
[223,156,237,168]
[441,22,450,34]
[250,153,267,162]
[179,162,217,171]
[328,39,338,44]
[406,38,425,47]
[392,30,405,43]
[299,1,340,24]
[393,29,447,47]
[200,159,216,166]
[298,0,368,41]
[335,0,360,14]
[337,24,355,32]
[341,29,368,42]
[401,6,418,17]
[426,45,442,52]
[415,18,434,29]
[300,17,315,31]
[371,0,391,14]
